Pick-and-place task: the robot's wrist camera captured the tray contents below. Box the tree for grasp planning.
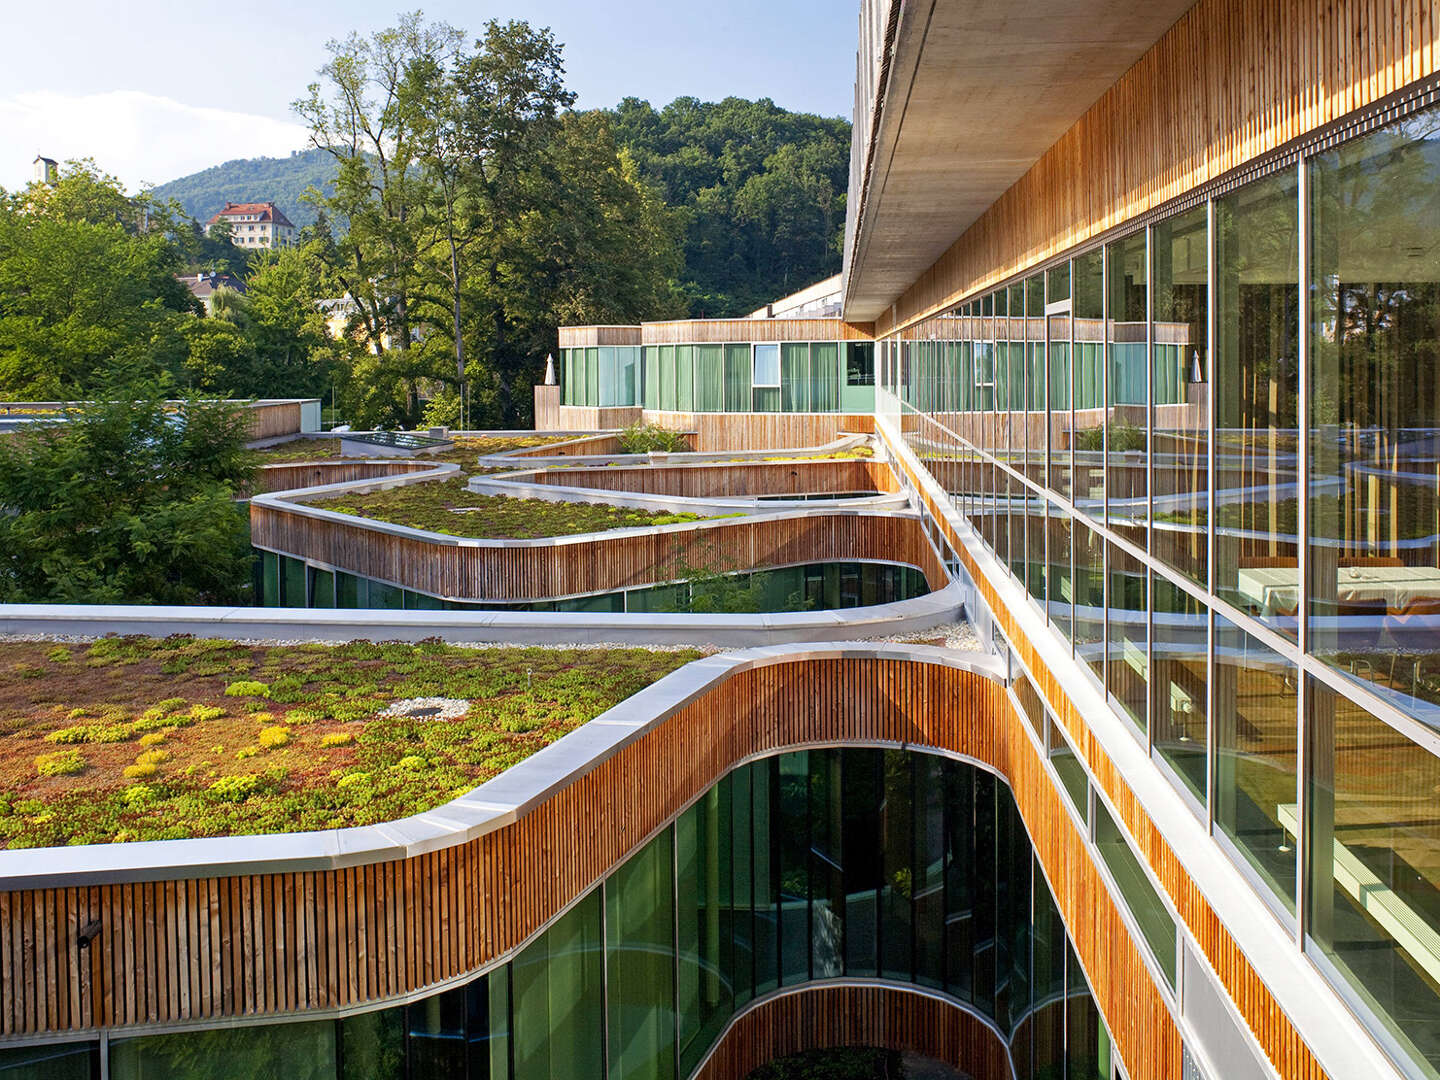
[0,385,256,604]
[0,163,195,397]
[407,19,575,426]
[603,96,851,315]
[293,13,464,420]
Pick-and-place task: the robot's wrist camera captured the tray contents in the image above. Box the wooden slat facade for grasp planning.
[245,402,305,441]
[875,0,1440,336]
[552,405,644,431]
[878,424,1329,1080]
[251,461,441,496]
[0,656,1189,1080]
[647,412,875,452]
[557,326,644,348]
[640,318,873,344]
[693,984,1011,1080]
[517,459,899,499]
[249,504,945,602]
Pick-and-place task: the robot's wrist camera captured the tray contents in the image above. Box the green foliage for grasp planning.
[617,422,691,454]
[0,636,702,847]
[1072,421,1146,452]
[150,148,338,229]
[224,681,271,699]
[209,774,264,802]
[319,477,712,538]
[35,751,85,778]
[0,387,256,604]
[0,162,195,397]
[607,96,851,316]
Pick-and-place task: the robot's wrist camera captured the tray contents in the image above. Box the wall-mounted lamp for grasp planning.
[77,918,102,949]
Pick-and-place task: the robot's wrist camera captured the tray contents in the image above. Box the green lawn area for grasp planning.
[0,636,703,848]
[254,434,571,466]
[316,477,718,538]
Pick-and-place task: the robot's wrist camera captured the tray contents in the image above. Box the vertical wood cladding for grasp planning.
[249,505,943,602]
[638,320,873,344]
[880,429,1330,1080]
[0,657,1192,1080]
[244,402,304,441]
[691,985,1011,1080]
[518,460,898,499]
[876,0,1440,336]
[251,461,441,496]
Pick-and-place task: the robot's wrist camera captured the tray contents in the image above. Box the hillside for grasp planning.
[151,148,336,229]
[151,97,852,316]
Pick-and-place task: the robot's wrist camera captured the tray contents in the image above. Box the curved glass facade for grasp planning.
[879,100,1440,1080]
[256,553,930,613]
[4,749,1123,1080]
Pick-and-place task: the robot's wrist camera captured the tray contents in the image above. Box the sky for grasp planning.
[0,0,858,193]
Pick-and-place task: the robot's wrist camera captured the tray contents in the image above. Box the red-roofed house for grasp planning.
[204,201,296,249]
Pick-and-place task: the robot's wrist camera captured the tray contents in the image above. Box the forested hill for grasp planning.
[152,97,851,317]
[605,97,850,317]
[150,148,336,228]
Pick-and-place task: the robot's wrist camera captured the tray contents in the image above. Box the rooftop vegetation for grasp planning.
[0,636,702,848]
[314,478,716,538]
[254,434,571,466]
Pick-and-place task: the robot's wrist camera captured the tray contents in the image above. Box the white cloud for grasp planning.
[0,89,310,193]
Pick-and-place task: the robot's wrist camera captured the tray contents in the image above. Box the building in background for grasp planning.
[30,155,57,187]
[176,270,247,315]
[205,201,296,248]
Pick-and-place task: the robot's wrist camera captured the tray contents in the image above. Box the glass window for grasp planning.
[1093,798,1177,988]
[1305,682,1440,1078]
[810,342,840,412]
[914,753,947,990]
[780,343,809,412]
[677,783,732,1075]
[1151,576,1207,801]
[675,345,695,412]
[809,749,844,981]
[694,344,723,411]
[512,890,604,1080]
[0,1043,96,1080]
[408,985,467,1079]
[777,751,811,985]
[1309,109,1440,719]
[1048,717,1088,821]
[1215,168,1301,637]
[723,344,751,412]
[881,749,915,981]
[111,1021,336,1080]
[1106,541,1147,734]
[842,748,882,978]
[1214,615,1299,913]
[1073,521,1105,683]
[752,343,781,387]
[1152,203,1210,587]
[1107,232,1148,533]
[606,830,676,1080]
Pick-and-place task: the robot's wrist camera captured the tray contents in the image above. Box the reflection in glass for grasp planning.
[1106,232,1148,530]
[1073,521,1105,685]
[1151,576,1208,801]
[1105,541,1147,734]
[1309,111,1440,721]
[607,829,676,1080]
[1152,204,1210,585]
[1073,251,1106,518]
[1094,799,1177,988]
[1216,168,1301,637]
[1306,682,1440,1078]
[1214,616,1299,913]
